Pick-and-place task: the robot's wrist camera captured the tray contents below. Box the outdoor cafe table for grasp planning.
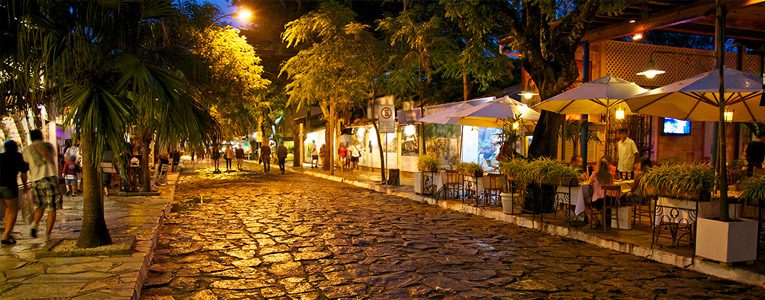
[556,180,633,217]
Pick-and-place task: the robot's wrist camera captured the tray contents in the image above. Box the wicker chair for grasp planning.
[481,174,504,207]
[443,170,463,200]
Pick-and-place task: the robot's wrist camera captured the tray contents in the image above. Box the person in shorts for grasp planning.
[310,140,319,168]
[0,140,29,245]
[22,130,61,240]
[276,143,288,175]
[350,144,361,170]
[61,155,80,196]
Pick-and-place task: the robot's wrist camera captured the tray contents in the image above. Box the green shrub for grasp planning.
[500,159,532,187]
[528,157,580,185]
[739,175,765,206]
[456,162,484,177]
[417,153,440,172]
[639,163,714,200]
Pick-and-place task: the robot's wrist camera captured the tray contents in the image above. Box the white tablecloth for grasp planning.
[571,181,633,216]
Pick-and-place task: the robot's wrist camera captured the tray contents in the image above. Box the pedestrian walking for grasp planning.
[0,140,29,245]
[22,130,61,241]
[276,143,288,175]
[350,143,361,170]
[224,146,234,172]
[260,143,272,173]
[338,143,347,171]
[61,155,80,196]
[235,146,245,170]
[310,140,319,168]
[211,146,221,173]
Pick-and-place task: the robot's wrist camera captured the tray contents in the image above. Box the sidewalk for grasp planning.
[0,172,179,299]
[292,165,765,288]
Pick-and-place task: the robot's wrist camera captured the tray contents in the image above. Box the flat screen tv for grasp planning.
[662,118,691,135]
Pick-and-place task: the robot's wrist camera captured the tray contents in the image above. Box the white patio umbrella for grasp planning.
[448,96,540,128]
[417,97,493,125]
[533,75,648,151]
[624,68,764,122]
[533,74,648,115]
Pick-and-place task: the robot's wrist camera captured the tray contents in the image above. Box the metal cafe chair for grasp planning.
[443,170,463,200]
[601,185,623,232]
[481,174,504,207]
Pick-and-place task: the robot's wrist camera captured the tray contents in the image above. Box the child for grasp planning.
[61,155,80,196]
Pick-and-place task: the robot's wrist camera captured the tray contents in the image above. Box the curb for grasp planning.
[293,168,765,288]
[130,172,180,299]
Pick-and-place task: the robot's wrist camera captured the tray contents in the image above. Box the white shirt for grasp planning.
[617,137,638,172]
[23,141,58,182]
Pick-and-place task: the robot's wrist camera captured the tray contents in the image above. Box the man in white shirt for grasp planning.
[22,130,61,240]
[616,129,639,177]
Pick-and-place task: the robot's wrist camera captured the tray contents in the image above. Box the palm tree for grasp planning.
[16,0,219,248]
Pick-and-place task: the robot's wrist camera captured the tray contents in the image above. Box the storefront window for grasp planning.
[461,126,503,171]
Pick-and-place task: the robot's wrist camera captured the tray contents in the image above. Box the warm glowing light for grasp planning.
[520,91,537,100]
[637,58,666,79]
[632,32,643,41]
[724,109,734,123]
[512,122,520,130]
[615,107,625,120]
[235,8,253,21]
[403,124,416,136]
[629,19,636,23]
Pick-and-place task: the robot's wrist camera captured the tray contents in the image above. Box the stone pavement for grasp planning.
[0,173,178,299]
[143,167,765,299]
[296,166,765,288]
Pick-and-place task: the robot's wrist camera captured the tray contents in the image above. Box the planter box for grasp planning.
[414,172,424,194]
[610,206,633,229]
[501,192,514,214]
[696,217,758,263]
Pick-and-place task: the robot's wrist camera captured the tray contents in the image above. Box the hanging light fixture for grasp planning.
[615,107,626,120]
[518,79,538,100]
[512,121,520,130]
[636,57,666,79]
[724,108,734,123]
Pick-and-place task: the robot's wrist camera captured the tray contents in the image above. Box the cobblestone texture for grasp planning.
[143,169,765,299]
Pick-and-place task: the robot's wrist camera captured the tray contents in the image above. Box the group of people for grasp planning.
[208,142,289,175]
[308,141,361,171]
[566,129,647,227]
[0,130,64,244]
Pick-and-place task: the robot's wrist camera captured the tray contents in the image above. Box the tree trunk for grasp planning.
[462,68,469,101]
[528,111,564,159]
[329,101,336,175]
[560,138,566,162]
[77,130,112,248]
[13,113,29,147]
[372,120,386,182]
[140,133,152,192]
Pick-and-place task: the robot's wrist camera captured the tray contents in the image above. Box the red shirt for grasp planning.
[338,147,347,158]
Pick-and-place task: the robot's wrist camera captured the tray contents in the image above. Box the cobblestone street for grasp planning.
[142,168,765,299]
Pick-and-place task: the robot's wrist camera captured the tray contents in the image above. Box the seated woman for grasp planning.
[585,157,616,226]
[629,158,652,199]
[569,155,588,182]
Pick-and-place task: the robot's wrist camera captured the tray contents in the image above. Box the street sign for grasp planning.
[378,104,395,133]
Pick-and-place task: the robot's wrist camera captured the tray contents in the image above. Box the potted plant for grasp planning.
[695,174,763,263]
[415,153,440,195]
[528,158,579,186]
[639,163,714,201]
[525,158,580,214]
[499,159,531,214]
[456,162,484,178]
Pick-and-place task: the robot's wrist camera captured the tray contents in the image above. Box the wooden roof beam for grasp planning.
[582,0,765,42]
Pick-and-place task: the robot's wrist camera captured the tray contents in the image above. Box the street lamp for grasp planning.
[614,106,626,120]
[206,7,253,29]
[637,51,713,79]
[518,79,538,100]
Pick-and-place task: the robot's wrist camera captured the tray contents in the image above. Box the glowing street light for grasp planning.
[636,58,665,79]
[207,7,254,29]
[518,79,538,100]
